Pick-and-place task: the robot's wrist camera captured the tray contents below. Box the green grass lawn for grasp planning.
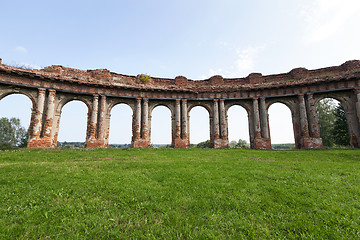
[0,148,359,239]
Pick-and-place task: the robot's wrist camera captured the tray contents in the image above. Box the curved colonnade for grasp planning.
[1,58,360,149]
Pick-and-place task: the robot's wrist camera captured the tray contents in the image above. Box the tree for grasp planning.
[332,104,350,146]
[316,99,350,147]
[236,139,250,149]
[317,99,337,147]
[196,140,211,148]
[229,140,237,148]
[0,117,28,149]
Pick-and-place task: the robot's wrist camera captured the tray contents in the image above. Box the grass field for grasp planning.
[0,148,359,239]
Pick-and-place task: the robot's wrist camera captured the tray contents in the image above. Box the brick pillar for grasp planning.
[306,94,321,138]
[175,99,181,139]
[253,98,261,138]
[97,95,108,148]
[132,98,150,147]
[173,99,189,148]
[213,99,220,140]
[351,90,360,148]
[28,89,56,148]
[27,88,46,148]
[85,94,99,148]
[142,98,149,140]
[252,97,271,149]
[356,90,360,129]
[298,94,322,149]
[219,99,228,140]
[259,97,269,138]
[43,90,56,138]
[298,94,309,138]
[90,95,99,139]
[134,98,142,141]
[181,99,188,139]
[31,88,46,138]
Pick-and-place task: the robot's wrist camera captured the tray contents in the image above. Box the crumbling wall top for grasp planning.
[0,58,360,92]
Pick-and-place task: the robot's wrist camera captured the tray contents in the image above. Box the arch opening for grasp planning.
[227,105,250,148]
[268,102,295,149]
[57,100,88,148]
[0,93,32,129]
[109,103,132,148]
[151,105,171,147]
[0,94,32,148]
[316,98,350,147]
[189,106,210,146]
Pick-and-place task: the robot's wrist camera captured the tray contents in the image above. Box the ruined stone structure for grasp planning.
[1,57,360,149]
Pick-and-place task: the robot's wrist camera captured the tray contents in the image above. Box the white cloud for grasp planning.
[21,63,41,69]
[15,46,28,54]
[300,0,360,43]
[202,45,265,79]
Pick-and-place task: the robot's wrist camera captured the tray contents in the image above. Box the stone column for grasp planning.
[298,94,309,138]
[355,90,360,128]
[88,94,99,140]
[181,99,188,139]
[219,99,228,140]
[213,99,220,139]
[43,89,56,138]
[259,97,269,138]
[142,98,149,140]
[98,95,107,146]
[175,99,181,139]
[31,88,46,138]
[134,98,142,140]
[306,94,320,138]
[253,98,261,138]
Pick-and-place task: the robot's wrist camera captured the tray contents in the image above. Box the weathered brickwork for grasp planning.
[1,58,360,149]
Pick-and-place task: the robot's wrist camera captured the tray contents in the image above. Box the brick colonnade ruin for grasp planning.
[1,57,360,149]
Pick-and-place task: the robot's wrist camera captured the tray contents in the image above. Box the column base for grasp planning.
[85,139,108,148]
[173,138,190,148]
[27,138,54,148]
[301,137,323,149]
[254,138,272,149]
[132,139,151,148]
[212,138,229,148]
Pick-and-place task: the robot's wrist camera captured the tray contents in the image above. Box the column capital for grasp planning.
[143,98,149,102]
[48,89,56,93]
[38,88,46,93]
[182,99,187,102]
[213,99,219,102]
[92,94,99,99]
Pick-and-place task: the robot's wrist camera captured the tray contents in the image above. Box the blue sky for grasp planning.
[1,0,360,144]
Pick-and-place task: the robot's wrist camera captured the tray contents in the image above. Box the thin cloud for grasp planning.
[301,0,360,43]
[202,45,265,79]
[15,46,28,54]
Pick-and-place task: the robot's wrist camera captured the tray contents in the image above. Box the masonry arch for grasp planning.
[227,104,250,145]
[268,102,295,147]
[57,99,89,146]
[0,89,36,106]
[108,103,133,146]
[188,104,211,145]
[150,105,172,146]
